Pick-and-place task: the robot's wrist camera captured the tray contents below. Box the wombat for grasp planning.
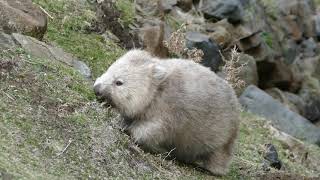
[94,49,240,175]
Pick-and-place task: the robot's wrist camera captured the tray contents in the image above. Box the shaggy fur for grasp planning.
[94,49,240,175]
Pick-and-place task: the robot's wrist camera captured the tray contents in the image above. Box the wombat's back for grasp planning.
[156,59,240,161]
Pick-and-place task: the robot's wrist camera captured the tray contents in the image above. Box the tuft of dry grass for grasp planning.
[163,23,204,63]
[221,47,246,89]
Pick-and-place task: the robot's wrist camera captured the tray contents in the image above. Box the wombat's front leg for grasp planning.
[129,120,168,154]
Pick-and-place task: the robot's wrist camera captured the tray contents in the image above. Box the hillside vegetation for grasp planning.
[0,0,319,179]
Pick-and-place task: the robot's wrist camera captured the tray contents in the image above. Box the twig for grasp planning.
[2,90,15,101]
[56,139,73,157]
[39,6,54,20]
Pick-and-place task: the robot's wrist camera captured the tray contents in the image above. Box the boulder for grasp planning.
[236,31,262,52]
[185,32,222,71]
[301,38,317,58]
[12,33,91,79]
[177,0,193,12]
[0,32,16,50]
[282,39,300,64]
[239,85,320,145]
[278,0,315,39]
[208,26,232,48]
[0,0,47,39]
[159,0,177,13]
[265,88,306,116]
[257,59,302,92]
[200,0,244,24]
[314,14,320,41]
[235,54,258,95]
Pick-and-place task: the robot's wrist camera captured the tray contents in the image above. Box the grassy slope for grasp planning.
[0,0,319,179]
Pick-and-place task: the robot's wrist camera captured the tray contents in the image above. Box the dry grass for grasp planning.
[221,47,246,89]
[163,23,204,63]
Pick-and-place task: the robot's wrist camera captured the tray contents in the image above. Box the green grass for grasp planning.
[115,0,136,28]
[32,0,124,78]
[261,32,274,48]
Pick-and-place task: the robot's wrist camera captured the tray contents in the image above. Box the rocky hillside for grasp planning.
[0,0,320,179]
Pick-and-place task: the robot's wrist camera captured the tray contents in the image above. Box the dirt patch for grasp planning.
[0,60,18,71]
[87,0,140,49]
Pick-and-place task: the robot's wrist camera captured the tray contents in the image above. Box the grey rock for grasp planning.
[237,31,262,52]
[159,0,177,13]
[262,144,282,171]
[12,33,91,78]
[186,32,222,72]
[301,38,317,58]
[265,88,306,116]
[235,54,258,95]
[177,0,193,12]
[0,32,16,50]
[283,39,300,65]
[0,0,47,39]
[257,59,302,92]
[278,0,315,39]
[239,85,320,145]
[314,14,320,41]
[200,0,244,24]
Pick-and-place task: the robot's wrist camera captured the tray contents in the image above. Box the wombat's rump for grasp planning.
[94,50,240,175]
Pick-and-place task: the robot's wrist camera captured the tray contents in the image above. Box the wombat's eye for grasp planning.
[115,80,123,86]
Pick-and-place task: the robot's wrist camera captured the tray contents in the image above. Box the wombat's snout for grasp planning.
[94,83,106,103]
[93,83,114,106]
[94,83,103,97]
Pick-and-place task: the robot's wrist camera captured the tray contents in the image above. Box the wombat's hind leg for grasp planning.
[198,145,233,176]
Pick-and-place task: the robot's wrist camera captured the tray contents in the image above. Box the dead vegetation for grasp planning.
[163,23,204,63]
[221,47,247,89]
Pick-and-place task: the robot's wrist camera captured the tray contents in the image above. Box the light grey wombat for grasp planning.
[94,49,240,175]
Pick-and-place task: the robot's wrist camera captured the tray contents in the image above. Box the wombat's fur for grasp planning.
[94,50,240,175]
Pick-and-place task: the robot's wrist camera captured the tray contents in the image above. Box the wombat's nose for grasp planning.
[94,84,102,97]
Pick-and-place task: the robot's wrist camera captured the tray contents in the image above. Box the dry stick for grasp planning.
[2,90,15,101]
[56,139,73,157]
[39,6,54,20]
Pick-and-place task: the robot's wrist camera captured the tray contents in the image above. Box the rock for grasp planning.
[208,26,232,48]
[291,56,319,77]
[185,32,222,71]
[0,0,47,39]
[235,54,258,95]
[257,59,302,92]
[237,31,262,52]
[281,15,303,41]
[314,14,320,40]
[283,39,300,64]
[169,7,205,30]
[135,0,159,17]
[200,0,244,24]
[101,30,120,43]
[177,0,193,12]
[159,0,177,13]
[305,99,320,123]
[139,20,168,58]
[262,144,282,171]
[278,0,315,39]
[268,125,309,165]
[301,38,317,58]
[12,33,91,78]
[265,88,305,115]
[0,32,16,50]
[239,85,320,145]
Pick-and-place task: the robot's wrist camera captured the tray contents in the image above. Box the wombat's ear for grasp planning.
[151,64,168,82]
